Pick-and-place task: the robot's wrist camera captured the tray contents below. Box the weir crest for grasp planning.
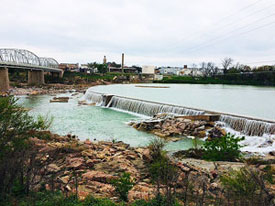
[82,91,275,137]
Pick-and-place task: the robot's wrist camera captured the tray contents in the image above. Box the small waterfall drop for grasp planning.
[107,96,205,117]
[220,115,275,136]
[82,90,275,137]
[82,91,104,105]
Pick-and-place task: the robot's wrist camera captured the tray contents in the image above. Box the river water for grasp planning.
[18,83,275,154]
[18,94,194,152]
[89,83,275,121]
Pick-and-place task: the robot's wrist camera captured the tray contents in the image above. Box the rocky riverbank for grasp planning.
[1,80,111,96]
[28,131,275,203]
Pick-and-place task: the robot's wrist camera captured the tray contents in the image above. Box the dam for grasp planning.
[82,89,275,137]
[19,83,275,154]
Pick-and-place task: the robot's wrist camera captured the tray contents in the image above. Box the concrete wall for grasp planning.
[0,68,9,92]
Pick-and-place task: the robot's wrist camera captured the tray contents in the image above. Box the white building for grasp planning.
[142,65,156,74]
[159,67,182,75]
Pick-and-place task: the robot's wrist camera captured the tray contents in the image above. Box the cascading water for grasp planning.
[107,96,205,117]
[219,115,275,136]
[82,90,275,137]
[81,91,104,105]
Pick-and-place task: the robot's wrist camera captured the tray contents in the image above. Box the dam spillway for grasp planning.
[82,90,275,137]
[107,96,204,117]
[220,115,275,136]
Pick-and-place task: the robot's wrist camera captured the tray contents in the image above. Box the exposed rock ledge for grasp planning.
[28,131,275,202]
[129,113,226,141]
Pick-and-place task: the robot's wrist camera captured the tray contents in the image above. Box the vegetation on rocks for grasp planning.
[111,172,134,202]
[220,166,275,205]
[0,96,50,200]
[202,133,245,161]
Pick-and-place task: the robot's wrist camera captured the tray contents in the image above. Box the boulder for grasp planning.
[128,183,155,202]
[82,171,116,183]
[47,163,61,173]
[142,149,151,162]
[66,157,85,169]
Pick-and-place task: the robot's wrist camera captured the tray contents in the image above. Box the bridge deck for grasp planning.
[0,61,62,73]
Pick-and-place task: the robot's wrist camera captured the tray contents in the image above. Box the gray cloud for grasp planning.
[0,0,274,67]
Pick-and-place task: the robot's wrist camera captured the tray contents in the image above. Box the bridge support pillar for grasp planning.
[59,71,64,78]
[28,70,45,85]
[0,68,10,92]
[51,71,63,78]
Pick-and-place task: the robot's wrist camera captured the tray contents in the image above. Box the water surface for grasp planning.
[18,94,195,152]
[90,84,275,121]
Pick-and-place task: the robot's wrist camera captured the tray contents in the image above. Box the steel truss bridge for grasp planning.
[0,48,62,73]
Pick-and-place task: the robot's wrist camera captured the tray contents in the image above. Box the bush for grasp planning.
[202,133,244,161]
[0,97,50,199]
[1,191,120,206]
[221,167,259,198]
[132,195,181,206]
[220,167,274,205]
[148,138,166,161]
[147,138,179,206]
[83,195,117,206]
[111,172,134,202]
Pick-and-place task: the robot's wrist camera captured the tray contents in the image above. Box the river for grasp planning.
[18,83,275,154]
[88,83,275,121]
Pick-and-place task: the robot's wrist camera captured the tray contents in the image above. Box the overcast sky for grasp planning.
[1,0,275,67]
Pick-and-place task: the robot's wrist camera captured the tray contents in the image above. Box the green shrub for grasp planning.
[147,139,180,206]
[111,172,134,202]
[131,195,181,206]
[219,167,275,204]
[83,195,117,206]
[0,97,51,198]
[221,167,259,198]
[202,133,244,161]
[1,191,120,206]
[148,138,166,161]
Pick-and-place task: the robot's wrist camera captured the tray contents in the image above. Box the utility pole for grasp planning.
[121,53,124,73]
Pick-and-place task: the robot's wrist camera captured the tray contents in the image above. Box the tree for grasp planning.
[87,62,108,74]
[0,97,50,198]
[222,57,234,73]
[97,63,108,74]
[109,62,121,68]
[201,62,216,76]
[148,139,179,206]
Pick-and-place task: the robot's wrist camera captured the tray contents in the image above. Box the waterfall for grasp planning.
[220,115,275,136]
[107,96,205,117]
[82,91,104,105]
[82,90,275,137]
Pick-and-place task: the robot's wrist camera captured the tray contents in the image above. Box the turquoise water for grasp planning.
[17,83,275,154]
[90,84,275,121]
[18,94,195,151]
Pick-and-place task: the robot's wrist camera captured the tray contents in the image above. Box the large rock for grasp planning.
[47,163,61,173]
[66,157,85,169]
[128,183,155,202]
[82,171,117,183]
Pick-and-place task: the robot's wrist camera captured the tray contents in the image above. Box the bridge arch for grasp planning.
[0,48,41,66]
[39,57,59,68]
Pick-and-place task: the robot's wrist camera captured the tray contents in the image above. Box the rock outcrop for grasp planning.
[129,114,226,141]
[28,132,274,203]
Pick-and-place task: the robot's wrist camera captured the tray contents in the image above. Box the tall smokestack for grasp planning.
[121,53,124,73]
